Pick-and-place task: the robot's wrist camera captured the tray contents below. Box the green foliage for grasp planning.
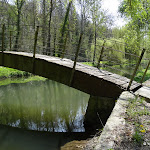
[119,0,150,27]
[86,38,126,64]
[119,0,150,62]
[123,24,140,54]
[0,76,46,86]
[112,27,125,39]
[126,96,149,144]
[0,67,31,78]
[133,130,143,143]
[135,69,150,82]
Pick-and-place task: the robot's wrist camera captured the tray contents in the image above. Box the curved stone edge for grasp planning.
[93,91,135,150]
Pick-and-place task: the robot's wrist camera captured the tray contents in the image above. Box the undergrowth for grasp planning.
[126,96,148,145]
[0,67,31,78]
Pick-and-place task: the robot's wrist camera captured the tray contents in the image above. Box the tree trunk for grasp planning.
[14,12,21,51]
[13,0,25,52]
[46,0,53,55]
[53,26,56,56]
[42,0,46,54]
[93,21,96,65]
[33,0,36,30]
[58,1,72,57]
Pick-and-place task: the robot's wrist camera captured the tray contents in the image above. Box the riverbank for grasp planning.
[0,66,31,78]
[0,67,46,86]
[83,90,150,150]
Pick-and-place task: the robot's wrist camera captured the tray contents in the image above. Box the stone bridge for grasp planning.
[0,51,141,98]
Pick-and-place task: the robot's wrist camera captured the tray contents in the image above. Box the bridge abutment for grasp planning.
[84,95,115,133]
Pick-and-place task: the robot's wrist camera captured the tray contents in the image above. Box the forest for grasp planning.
[0,0,150,82]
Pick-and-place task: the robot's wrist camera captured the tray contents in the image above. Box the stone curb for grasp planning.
[94,91,135,150]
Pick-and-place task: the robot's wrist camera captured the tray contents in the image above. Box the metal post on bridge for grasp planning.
[140,59,150,83]
[69,33,83,86]
[97,40,106,68]
[127,48,146,91]
[32,26,39,74]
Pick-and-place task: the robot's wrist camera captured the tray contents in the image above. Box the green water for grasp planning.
[0,79,90,149]
[0,79,89,132]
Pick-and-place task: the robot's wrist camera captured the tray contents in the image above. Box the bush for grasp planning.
[134,69,150,82]
[0,67,31,78]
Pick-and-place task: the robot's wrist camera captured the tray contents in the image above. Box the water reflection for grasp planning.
[0,80,89,132]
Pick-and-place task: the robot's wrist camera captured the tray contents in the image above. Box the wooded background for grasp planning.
[0,0,150,71]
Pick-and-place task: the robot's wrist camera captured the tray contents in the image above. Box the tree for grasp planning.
[119,0,150,58]
[13,0,25,51]
[42,0,46,54]
[46,0,54,55]
[89,0,102,64]
[58,0,72,57]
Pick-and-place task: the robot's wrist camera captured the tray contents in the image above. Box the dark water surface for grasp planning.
[0,79,90,150]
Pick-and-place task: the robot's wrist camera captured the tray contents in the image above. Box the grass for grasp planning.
[133,130,143,143]
[82,62,94,67]
[135,69,150,82]
[127,97,149,119]
[126,97,149,145]
[114,96,150,149]
[0,76,46,86]
[0,67,46,85]
[0,67,31,78]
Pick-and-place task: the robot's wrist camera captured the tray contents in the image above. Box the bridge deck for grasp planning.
[18,52,139,90]
[0,51,141,97]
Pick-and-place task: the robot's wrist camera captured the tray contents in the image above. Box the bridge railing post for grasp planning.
[97,40,106,68]
[140,59,150,83]
[69,33,83,86]
[127,48,146,90]
[32,26,39,74]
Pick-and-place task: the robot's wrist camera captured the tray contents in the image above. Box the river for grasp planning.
[0,78,90,150]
